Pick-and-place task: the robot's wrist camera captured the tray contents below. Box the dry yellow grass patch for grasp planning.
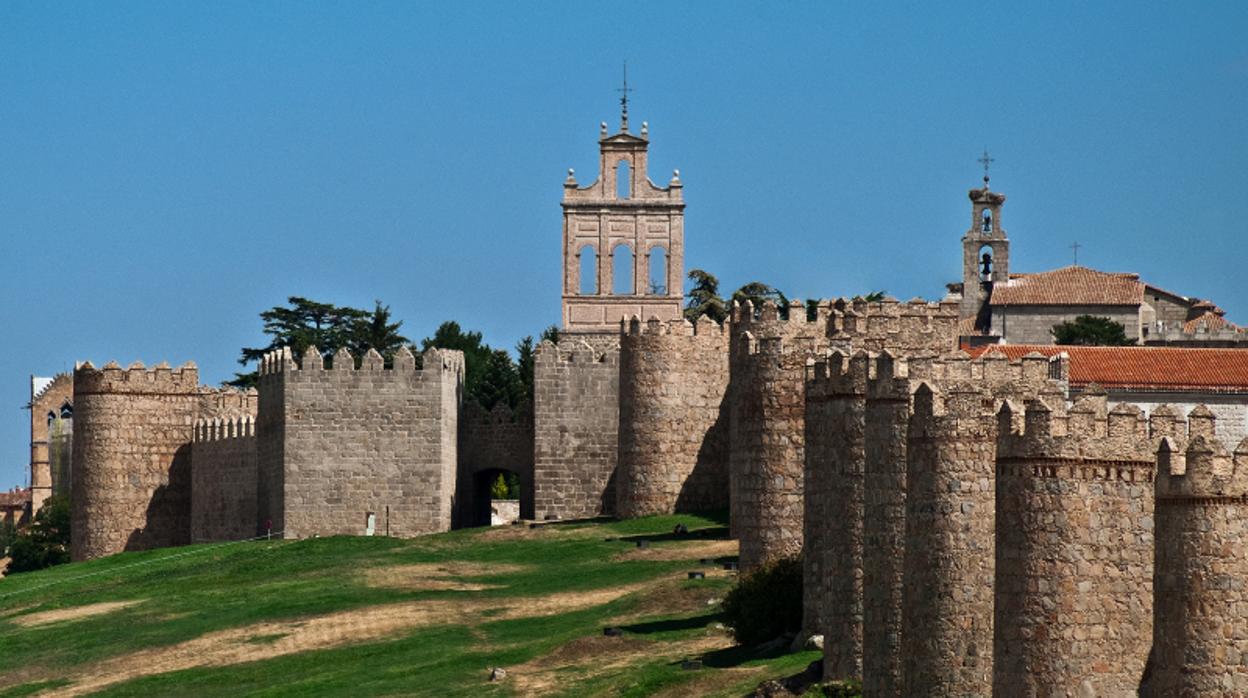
[362,561,525,592]
[39,578,656,696]
[613,538,739,563]
[9,600,142,628]
[506,631,735,696]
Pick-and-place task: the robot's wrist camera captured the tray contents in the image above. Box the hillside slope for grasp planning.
[0,513,817,696]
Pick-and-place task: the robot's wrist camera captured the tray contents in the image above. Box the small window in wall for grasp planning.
[982,208,993,232]
[579,245,597,294]
[613,244,634,295]
[648,246,668,295]
[616,160,631,199]
[46,411,56,426]
[365,512,376,536]
[59,402,72,420]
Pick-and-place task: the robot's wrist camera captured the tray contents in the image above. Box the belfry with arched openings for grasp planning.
[560,112,685,333]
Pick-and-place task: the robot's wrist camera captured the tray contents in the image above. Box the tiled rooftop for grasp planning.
[966,344,1248,393]
[989,266,1144,307]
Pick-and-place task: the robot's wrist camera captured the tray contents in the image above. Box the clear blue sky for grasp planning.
[2,3,1246,488]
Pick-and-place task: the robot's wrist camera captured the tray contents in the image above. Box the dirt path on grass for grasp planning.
[8,600,142,628]
[361,561,527,592]
[613,539,738,563]
[35,581,654,696]
[506,631,735,696]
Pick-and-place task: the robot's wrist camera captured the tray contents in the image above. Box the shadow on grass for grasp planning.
[617,527,731,544]
[621,612,722,635]
[697,639,791,668]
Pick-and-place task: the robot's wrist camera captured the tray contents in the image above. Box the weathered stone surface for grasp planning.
[191,416,258,542]
[1142,421,1248,696]
[617,316,730,518]
[71,362,203,560]
[457,400,534,527]
[256,346,463,539]
[994,396,1155,696]
[533,334,620,520]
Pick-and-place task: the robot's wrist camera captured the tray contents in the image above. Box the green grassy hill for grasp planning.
[0,513,817,697]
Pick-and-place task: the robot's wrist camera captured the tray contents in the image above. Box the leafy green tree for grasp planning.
[7,495,71,574]
[539,325,560,345]
[229,297,371,387]
[488,473,522,500]
[516,336,536,403]
[349,301,410,365]
[422,322,527,410]
[490,474,510,500]
[684,269,729,323]
[1052,315,1133,346]
[732,281,790,318]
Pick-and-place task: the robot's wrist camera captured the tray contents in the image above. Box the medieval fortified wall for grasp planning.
[49,113,1248,693]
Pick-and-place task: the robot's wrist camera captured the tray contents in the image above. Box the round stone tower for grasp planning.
[729,299,827,571]
[993,394,1155,696]
[71,360,202,561]
[901,380,997,696]
[1143,412,1248,696]
[616,315,730,518]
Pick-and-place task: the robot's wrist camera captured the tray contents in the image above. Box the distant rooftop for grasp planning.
[989,266,1144,307]
[967,344,1248,393]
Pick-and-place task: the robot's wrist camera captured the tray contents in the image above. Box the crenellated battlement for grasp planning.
[808,350,872,399]
[258,345,463,377]
[1154,406,1248,498]
[827,297,960,355]
[193,415,255,443]
[73,360,200,394]
[198,386,258,420]
[998,392,1153,469]
[534,338,620,366]
[621,313,728,339]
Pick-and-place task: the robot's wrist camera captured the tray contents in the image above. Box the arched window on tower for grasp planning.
[59,402,72,420]
[46,411,56,426]
[616,160,631,199]
[613,243,634,295]
[648,246,668,295]
[982,208,993,233]
[979,244,994,282]
[578,245,598,294]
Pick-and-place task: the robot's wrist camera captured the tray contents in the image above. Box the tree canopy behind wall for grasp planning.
[1052,315,1133,346]
[229,297,409,388]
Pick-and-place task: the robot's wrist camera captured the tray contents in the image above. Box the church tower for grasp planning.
[560,102,685,333]
[960,174,1009,324]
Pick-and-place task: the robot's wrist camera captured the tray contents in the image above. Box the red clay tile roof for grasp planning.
[989,266,1144,307]
[0,488,30,508]
[1183,311,1240,334]
[966,344,1248,393]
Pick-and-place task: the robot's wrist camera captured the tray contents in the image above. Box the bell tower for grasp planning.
[960,173,1009,324]
[560,104,685,333]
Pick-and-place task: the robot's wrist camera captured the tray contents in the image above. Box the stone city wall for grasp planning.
[617,315,730,518]
[191,416,258,542]
[457,400,535,526]
[71,361,202,561]
[256,345,463,539]
[1143,412,1248,696]
[533,334,620,520]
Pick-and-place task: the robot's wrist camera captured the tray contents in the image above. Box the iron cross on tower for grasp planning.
[617,62,632,131]
[1070,241,1082,266]
[978,148,995,188]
